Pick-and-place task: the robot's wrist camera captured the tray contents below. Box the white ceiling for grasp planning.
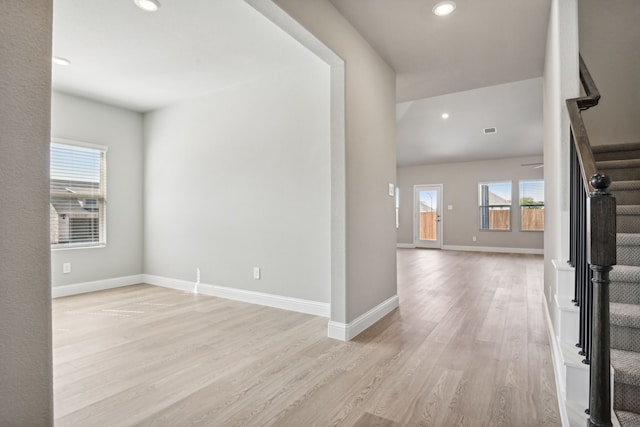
[52,0,315,112]
[52,0,549,166]
[329,0,551,103]
[326,0,549,165]
[396,78,543,166]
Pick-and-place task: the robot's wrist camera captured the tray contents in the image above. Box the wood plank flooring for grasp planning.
[53,249,561,426]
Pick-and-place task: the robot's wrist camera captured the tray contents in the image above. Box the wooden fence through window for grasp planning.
[419,208,544,240]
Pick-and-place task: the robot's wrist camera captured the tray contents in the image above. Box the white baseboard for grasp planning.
[543,295,571,427]
[327,294,399,341]
[142,274,330,318]
[442,245,544,255]
[51,274,144,298]
[396,243,416,249]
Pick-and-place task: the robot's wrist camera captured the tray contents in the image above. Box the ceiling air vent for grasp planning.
[483,127,497,134]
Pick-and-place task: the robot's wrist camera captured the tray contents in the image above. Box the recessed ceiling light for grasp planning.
[52,57,71,66]
[134,0,160,12]
[433,1,456,16]
[441,113,449,119]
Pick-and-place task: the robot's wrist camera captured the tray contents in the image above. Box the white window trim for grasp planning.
[478,180,513,232]
[50,137,108,250]
[519,179,545,232]
[51,137,108,153]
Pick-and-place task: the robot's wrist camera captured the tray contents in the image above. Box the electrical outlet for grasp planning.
[472,236,477,242]
[253,267,260,280]
[63,263,71,274]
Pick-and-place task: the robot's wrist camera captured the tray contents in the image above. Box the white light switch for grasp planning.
[448,205,453,210]
[388,183,395,197]
[63,263,71,274]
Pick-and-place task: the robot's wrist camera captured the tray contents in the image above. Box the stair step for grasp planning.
[616,410,640,427]
[597,159,640,181]
[611,303,640,353]
[617,234,640,266]
[617,205,640,233]
[611,265,640,304]
[612,349,640,387]
[612,349,640,415]
[610,181,640,205]
[612,303,640,329]
[593,142,640,161]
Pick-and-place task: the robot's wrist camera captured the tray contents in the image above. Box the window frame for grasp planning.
[519,179,545,232]
[50,138,108,250]
[478,181,512,232]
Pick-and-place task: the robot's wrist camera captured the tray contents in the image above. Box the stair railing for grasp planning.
[567,55,617,427]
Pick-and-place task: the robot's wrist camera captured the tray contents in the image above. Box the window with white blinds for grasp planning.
[50,140,107,249]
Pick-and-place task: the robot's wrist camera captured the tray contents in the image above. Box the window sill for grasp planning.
[51,244,106,251]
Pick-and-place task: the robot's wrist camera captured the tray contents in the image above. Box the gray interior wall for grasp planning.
[50,92,144,287]
[579,0,640,147]
[0,1,54,424]
[397,156,544,250]
[273,0,398,323]
[143,62,331,303]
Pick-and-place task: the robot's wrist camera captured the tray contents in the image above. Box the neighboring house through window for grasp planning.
[520,180,544,231]
[479,181,512,231]
[50,140,107,248]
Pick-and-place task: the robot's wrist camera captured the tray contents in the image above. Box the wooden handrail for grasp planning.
[566,55,601,193]
[577,55,601,110]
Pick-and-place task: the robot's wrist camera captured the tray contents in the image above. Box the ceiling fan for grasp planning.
[521,162,544,169]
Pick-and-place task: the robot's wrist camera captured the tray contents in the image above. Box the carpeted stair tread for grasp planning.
[617,234,640,266]
[618,205,640,216]
[611,303,640,329]
[618,233,640,244]
[598,159,640,169]
[611,265,640,304]
[593,141,640,153]
[617,205,640,233]
[593,142,640,162]
[616,410,640,427]
[612,265,640,283]
[612,349,640,386]
[597,159,640,180]
[610,180,640,204]
[618,233,640,245]
[610,180,640,191]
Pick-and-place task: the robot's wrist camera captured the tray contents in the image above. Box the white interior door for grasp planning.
[414,184,443,249]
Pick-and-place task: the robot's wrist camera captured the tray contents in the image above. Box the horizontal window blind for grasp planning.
[50,141,107,248]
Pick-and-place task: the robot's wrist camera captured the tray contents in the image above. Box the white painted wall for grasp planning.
[272,0,398,323]
[0,1,53,424]
[397,156,544,251]
[144,62,331,304]
[50,92,144,287]
[543,0,579,325]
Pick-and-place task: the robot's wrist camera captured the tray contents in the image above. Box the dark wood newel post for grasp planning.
[587,174,616,427]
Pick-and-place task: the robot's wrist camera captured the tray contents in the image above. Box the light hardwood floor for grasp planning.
[53,249,561,426]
